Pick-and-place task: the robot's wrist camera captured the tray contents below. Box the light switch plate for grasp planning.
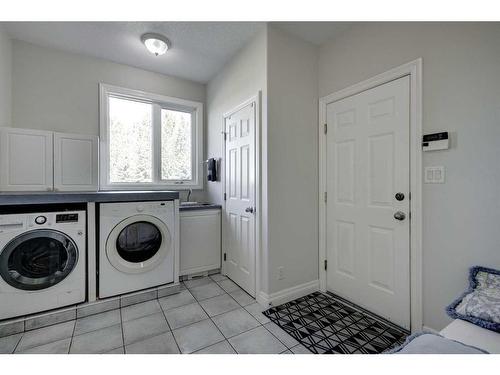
[424,166,445,183]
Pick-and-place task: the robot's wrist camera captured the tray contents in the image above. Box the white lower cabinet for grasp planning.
[180,209,221,276]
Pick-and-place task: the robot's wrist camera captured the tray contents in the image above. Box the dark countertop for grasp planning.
[179,203,222,211]
[0,191,180,206]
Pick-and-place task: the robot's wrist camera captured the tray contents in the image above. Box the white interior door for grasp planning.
[326,76,410,329]
[224,102,256,297]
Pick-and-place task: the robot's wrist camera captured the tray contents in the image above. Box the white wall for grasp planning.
[11,40,205,136]
[266,27,319,294]
[0,28,12,127]
[319,22,500,330]
[205,27,269,292]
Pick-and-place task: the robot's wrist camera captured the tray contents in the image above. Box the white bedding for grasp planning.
[440,319,500,354]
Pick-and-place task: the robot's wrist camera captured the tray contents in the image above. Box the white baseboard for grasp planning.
[256,279,320,307]
[422,325,440,334]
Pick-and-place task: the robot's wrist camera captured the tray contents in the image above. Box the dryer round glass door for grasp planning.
[0,229,78,291]
[106,214,172,274]
[116,221,162,263]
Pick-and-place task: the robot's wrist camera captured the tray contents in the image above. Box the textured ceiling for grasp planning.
[2,22,354,83]
[272,22,354,45]
[1,22,265,83]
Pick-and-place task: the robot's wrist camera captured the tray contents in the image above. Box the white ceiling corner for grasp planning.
[2,21,354,83]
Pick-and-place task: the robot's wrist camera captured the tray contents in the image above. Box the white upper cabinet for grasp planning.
[0,127,54,192]
[54,132,98,191]
[0,128,98,192]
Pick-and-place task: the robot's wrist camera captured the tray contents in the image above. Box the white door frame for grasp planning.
[221,92,261,298]
[319,59,423,332]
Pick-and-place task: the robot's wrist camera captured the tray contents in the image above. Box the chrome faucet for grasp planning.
[186,188,192,202]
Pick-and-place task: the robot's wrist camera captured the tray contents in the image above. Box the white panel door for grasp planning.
[224,102,256,297]
[54,132,98,191]
[0,127,53,192]
[326,76,410,329]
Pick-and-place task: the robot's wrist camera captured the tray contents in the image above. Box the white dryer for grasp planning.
[0,210,86,321]
[98,201,176,298]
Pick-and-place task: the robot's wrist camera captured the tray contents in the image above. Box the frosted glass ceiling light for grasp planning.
[141,33,171,56]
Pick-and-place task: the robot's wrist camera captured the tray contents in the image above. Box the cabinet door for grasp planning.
[180,210,221,276]
[0,127,53,192]
[54,132,98,191]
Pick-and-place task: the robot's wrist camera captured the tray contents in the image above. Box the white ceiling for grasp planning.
[1,22,265,83]
[2,22,353,83]
[273,22,354,45]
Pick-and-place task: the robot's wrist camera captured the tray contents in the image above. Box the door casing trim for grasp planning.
[221,92,261,298]
[318,59,423,332]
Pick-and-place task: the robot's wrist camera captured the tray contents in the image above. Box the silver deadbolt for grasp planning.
[395,192,405,201]
[245,207,254,214]
[394,211,406,221]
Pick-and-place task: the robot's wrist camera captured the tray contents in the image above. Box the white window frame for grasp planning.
[99,83,204,190]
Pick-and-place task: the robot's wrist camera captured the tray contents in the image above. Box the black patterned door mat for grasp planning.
[263,292,408,354]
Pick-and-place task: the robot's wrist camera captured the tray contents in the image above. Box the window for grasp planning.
[100,84,203,190]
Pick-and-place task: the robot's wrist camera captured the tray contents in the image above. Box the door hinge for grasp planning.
[223,193,227,201]
[324,259,327,270]
[223,253,227,261]
[222,131,227,141]
[324,191,327,203]
[324,123,328,134]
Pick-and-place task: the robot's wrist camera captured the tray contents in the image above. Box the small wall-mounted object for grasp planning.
[422,132,449,151]
[206,158,217,182]
[424,166,445,184]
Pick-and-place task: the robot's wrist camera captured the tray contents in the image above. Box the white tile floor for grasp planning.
[0,274,311,354]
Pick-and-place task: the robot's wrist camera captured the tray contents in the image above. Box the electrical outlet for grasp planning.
[277,266,284,280]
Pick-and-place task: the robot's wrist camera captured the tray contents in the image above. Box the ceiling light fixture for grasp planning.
[141,33,171,56]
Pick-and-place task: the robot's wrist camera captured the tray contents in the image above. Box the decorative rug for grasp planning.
[263,292,408,354]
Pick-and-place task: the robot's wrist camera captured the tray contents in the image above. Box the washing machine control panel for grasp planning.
[56,213,79,223]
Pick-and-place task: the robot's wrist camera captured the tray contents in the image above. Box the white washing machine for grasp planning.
[0,210,86,321]
[99,201,176,298]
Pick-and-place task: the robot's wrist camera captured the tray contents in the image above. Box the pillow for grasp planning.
[446,266,500,332]
[387,332,489,354]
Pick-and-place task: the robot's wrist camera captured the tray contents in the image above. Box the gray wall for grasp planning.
[266,26,319,294]
[11,40,205,136]
[319,22,500,330]
[205,28,269,292]
[0,28,11,127]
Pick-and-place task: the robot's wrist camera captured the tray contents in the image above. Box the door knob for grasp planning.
[245,207,254,214]
[394,211,406,221]
[395,192,405,201]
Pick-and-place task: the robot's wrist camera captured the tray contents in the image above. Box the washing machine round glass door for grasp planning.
[0,229,78,291]
[106,214,172,274]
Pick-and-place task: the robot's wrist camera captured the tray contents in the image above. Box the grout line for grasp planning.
[262,321,297,349]
[14,320,76,354]
[159,300,182,354]
[71,309,121,338]
[11,332,24,354]
[195,291,238,354]
[118,307,125,352]
[67,319,77,354]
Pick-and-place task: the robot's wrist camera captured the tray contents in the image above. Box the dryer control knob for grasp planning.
[136,205,145,212]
